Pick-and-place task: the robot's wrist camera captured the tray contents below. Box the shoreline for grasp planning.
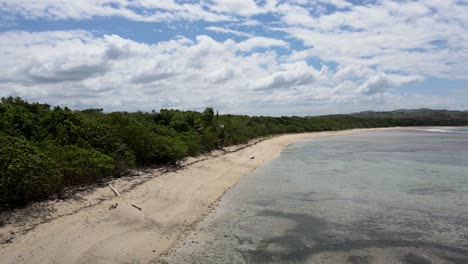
[0,127,457,263]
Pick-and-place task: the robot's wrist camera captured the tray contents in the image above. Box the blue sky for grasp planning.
[0,0,467,115]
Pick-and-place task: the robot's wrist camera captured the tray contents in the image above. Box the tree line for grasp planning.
[1,96,467,207]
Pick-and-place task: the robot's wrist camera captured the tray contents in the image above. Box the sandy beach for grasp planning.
[0,128,421,264]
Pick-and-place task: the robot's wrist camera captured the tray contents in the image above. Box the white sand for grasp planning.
[0,128,415,264]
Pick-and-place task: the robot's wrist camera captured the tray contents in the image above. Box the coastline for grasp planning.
[0,127,448,263]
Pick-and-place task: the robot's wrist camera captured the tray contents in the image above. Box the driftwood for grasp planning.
[108,183,120,197]
[131,203,142,211]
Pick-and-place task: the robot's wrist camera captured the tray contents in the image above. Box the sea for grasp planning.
[159,128,468,264]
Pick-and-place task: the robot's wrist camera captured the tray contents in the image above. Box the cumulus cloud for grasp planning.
[235,36,289,51]
[0,31,305,112]
[205,26,253,37]
[207,0,264,16]
[0,0,467,115]
[0,30,109,84]
[358,74,424,95]
[333,65,375,82]
[0,0,233,22]
[0,28,463,115]
[249,62,323,91]
[277,0,468,81]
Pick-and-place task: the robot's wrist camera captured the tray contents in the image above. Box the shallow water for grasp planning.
[159,130,468,264]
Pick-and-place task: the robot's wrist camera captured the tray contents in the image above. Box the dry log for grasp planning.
[108,183,120,197]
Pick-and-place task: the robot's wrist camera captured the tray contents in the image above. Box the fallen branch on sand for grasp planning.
[131,203,142,211]
[108,184,120,197]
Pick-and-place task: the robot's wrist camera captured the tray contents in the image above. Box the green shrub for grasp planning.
[200,127,218,151]
[178,133,201,156]
[153,136,188,163]
[45,145,114,186]
[112,145,136,176]
[0,135,62,204]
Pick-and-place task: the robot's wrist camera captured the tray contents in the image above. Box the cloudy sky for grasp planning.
[0,0,467,115]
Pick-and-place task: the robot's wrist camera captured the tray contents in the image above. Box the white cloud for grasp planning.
[249,62,323,91]
[333,64,375,82]
[276,4,316,28]
[358,74,424,95]
[0,31,295,112]
[0,0,234,22]
[274,0,468,81]
[0,30,435,115]
[0,0,467,114]
[328,0,352,9]
[235,36,289,51]
[205,26,253,37]
[207,0,264,16]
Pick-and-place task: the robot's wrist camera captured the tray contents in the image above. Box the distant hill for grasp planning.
[352,109,468,119]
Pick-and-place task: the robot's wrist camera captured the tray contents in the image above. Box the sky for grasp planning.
[0,0,467,116]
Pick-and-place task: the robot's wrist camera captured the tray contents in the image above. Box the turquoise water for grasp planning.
[159,129,468,264]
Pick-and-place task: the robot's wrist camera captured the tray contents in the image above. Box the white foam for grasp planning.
[420,128,468,134]
[423,129,452,133]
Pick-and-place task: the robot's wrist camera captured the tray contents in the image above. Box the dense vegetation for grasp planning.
[354,108,468,122]
[1,96,468,207]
